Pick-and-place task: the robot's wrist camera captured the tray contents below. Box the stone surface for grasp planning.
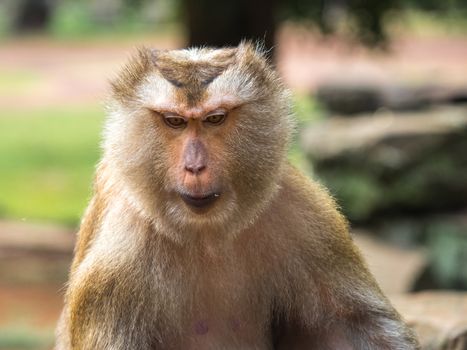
[353,230,427,294]
[302,105,467,161]
[316,81,467,115]
[0,220,74,257]
[392,292,467,350]
[301,106,467,222]
[0,220,74,284]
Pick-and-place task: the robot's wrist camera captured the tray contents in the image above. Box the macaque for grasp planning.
[55,42,419,350]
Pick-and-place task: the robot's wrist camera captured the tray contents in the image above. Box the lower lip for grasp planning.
[180,193,220,209]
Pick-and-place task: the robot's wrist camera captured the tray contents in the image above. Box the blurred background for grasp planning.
[0,0,467,349]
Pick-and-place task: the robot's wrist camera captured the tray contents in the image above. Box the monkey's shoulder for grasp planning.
[282,165,346,227]
[250,165,367,283]
[258,165,352,250]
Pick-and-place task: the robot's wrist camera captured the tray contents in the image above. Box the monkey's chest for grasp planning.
[154,261,274,349]
[178,310,272,350]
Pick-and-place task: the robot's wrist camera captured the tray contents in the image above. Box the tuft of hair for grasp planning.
[110,47,154,105]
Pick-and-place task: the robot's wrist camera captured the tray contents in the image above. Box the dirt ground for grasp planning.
[0,285,64,327]
[277,26,467,91]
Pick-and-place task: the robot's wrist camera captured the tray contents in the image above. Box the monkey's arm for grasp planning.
[69,196,103,271]
[55,193,158,350]
[274,241,419,350]
[272,166,419,350]
[69,164,112,272]
[54,190,106,350]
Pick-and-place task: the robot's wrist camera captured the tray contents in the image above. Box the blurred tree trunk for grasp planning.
[183,0,277,51]
[14,0,52,32]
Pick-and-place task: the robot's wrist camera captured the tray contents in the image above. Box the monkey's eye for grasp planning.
[163,115,187,129]
[204,111,226,125]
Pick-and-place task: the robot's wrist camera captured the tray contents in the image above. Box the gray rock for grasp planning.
[316,81,467,115]
[391,292,467,350]
[301,106,467,222]
[353,230,427,294]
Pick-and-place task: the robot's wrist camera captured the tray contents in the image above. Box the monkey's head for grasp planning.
[104,42,294,239]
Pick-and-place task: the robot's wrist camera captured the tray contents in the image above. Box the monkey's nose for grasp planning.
[184,163,206,175]
[183,138,208,175]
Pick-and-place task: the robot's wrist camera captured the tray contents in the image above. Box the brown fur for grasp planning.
[56,42,419,350]
[110,48,154,105]
[155,48,236,106]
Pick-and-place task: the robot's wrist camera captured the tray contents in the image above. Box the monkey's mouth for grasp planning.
[180,192,220,209]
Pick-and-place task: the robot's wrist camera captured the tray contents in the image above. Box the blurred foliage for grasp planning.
[409,220,467,291]
[316,153,467,224]
[289,95,323,172]
[404,0,467,12]
[3,0,467,44]
[49,1,97,37]
[311,127,467,224]
[48,0,177,38]
[0,10,9,37]
[279,0,397,46]
[427,221,467,289]
[2,0,178,38]
[0,106,103,226]
[392,9,467,36]
[321,171,382,222]
[279,0,467,45]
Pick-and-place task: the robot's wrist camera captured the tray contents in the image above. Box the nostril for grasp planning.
[185,164,206,174]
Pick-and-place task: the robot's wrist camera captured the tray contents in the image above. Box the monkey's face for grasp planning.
[104,43,293,236]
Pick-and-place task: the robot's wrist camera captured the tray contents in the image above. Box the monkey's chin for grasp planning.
[180,192,220,213]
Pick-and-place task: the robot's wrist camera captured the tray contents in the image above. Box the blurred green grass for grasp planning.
[0,106,103,226]
[0,325,53,350]
[0,69,41,96]
[289,93,322,173]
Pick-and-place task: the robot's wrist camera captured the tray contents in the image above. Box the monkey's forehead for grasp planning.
[156,47,238,64]
[153,48,237,91]
[139,45,271,111]
[139,66,251,118]
[111,42,279,110]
